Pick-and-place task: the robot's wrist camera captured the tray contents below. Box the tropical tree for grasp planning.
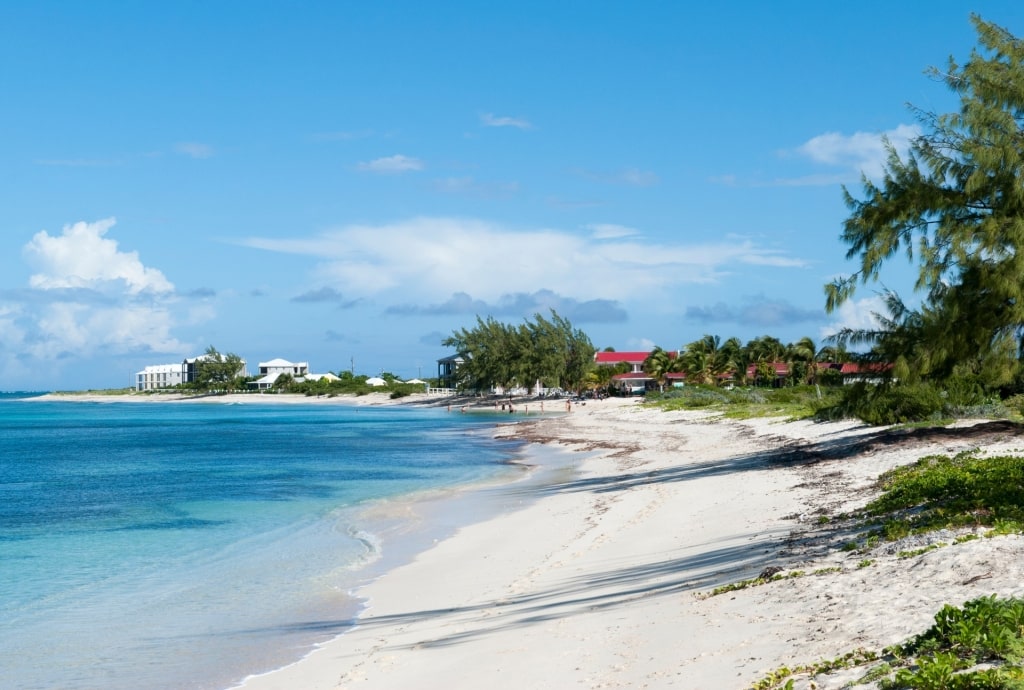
[442,311,595,394]
[825,16,1024,389]
[192,345,245,391]
[785,336,818,385]
[642,347,679,390]
[681,335,739,385]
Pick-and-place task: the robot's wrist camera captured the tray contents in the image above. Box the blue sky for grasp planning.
[2,2,1022,391]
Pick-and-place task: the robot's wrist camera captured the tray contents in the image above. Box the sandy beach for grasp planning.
[29,391,1024,687]
[133,394,1009,690]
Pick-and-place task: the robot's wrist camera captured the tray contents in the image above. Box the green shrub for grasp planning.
[866,451,1024,536]
[815,382,947,425]
[859,383,945,425]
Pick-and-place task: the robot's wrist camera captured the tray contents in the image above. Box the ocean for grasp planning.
[0,393,538,690]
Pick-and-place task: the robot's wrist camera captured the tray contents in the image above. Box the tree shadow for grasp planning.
[220,420,1024,653]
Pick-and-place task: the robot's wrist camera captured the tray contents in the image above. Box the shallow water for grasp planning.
[0,395,528,690]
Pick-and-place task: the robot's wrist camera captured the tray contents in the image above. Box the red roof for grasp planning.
[840,362,892,375]
[595,351,651,364]
[746,362,789,377]
[611,372,652,380]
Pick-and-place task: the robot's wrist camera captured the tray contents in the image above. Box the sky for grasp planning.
[2,2,1023,391]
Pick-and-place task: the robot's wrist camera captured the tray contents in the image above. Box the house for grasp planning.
[594,351,657,394]
[437,354,465,389]
[839,362,892,384]
[745,361,790,386]
[249,358,311,390]
[183,354,247,384]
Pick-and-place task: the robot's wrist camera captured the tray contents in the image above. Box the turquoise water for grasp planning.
[0,394,526,690]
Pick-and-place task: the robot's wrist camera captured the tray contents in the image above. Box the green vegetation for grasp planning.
[644,384,843,420]
[823,16,1024,418]
[864,451,1024,539]
[756,596,1024,689]
[183,345,247,392]
[442,310,595,394]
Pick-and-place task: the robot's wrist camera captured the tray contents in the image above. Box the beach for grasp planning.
[200,395,1024,689]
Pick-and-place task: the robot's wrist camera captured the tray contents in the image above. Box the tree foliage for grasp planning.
[442,311,595,393]
[826,16,1024,389]
[192,345,245,391]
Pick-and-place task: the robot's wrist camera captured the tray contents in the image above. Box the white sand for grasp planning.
[221,399,1024,689]
[39,391,1024,688]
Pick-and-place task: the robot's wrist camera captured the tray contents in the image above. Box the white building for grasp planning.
[136,354,248,391]
[249,358,310,390]
[136,363,186,391]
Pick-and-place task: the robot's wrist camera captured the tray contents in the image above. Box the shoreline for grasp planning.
[21,390,575,415]
[231,399,1024,689]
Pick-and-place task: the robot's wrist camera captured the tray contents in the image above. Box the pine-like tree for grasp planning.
[826,16,1024,387]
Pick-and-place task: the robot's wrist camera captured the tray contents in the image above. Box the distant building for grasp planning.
[594,351,656,394]
[249,358,310,390]
[436,354,465,389]
[136,354,247,391]
[136,363,186,391]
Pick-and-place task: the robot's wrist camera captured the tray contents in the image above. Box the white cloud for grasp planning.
[819,295,887,340]
[237,217,807,304]
[174,142,214,159]
[796,124,919,180]
[0,219,194,383]
[357,154,424,173]
[480,113,532,129]
[23,218,174,294]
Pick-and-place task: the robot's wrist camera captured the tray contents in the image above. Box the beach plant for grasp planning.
[753,597,1024,689]
[646,384,841,420]
[864,451,1024,538]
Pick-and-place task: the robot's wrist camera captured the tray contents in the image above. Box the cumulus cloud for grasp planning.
[357,154,424,173]
[794,124,920,180]
[819,295,887,340]
[236,217,806,310]
[1,219,191,380]
[480,113,532,129]
[387,289,627,323]
[686,296,824,327]
[24,218,174,295]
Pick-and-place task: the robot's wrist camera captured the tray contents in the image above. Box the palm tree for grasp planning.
[785,336,817,385]
[642,347,678,391]
[742,335,786,385]
[681,335,739,386]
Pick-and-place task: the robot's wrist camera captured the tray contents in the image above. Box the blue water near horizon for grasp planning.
[0,393,529,690]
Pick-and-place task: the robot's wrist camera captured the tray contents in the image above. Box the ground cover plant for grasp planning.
[643,384,843,420]
[754,596,1024,689]
[864,451,1024,540]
